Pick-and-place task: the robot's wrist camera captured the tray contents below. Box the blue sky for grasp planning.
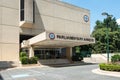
[61,0,120,33]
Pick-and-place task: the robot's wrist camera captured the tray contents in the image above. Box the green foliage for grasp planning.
[20,56,29,64]
[92,16,120,53]
[20,56,38,64]
[99,63,120,72]
[75,46,80,53]
[111,54,120,63]
[80,51,91,57]
[29,57,38,64]
[20,52,27,57]
[73,45,92,58]
[20,52,38,64]
[72,55,83,61]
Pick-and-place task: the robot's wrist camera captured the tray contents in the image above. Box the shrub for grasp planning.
[20,56,38,64]
[20,52,38,64]
[72,55,83,61]
[29,57,38,64]
[20,56,29,64]
[111,54,120,63]
[99,63,120,72]
[20,52,27,57]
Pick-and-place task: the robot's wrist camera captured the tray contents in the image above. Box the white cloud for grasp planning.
[116,19,120,25]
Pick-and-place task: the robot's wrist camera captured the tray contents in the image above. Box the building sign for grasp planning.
[49,33,55,40]
[84,15,89,22]
[56,35,94,42]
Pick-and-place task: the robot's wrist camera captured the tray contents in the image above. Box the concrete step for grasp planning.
[38,59,70,65]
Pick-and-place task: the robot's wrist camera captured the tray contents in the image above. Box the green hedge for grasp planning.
[111,54,120,63]
[99,63,120,72]
[72,55,83,61]
[20,52,38,64]
[20,56,29,64]
[20,56,38,64]
[20,52,27,57]
[29,57,38,64]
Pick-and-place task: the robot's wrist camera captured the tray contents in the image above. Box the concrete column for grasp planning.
[66,47,72,62]
[29,46,34,58]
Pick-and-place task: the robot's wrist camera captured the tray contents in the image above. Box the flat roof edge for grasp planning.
[40,0,90,13]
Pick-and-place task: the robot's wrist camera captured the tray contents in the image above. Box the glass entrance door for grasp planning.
[35,48,61,59]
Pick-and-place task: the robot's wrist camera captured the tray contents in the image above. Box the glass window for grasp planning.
[33,0,35,23]
[20,0,24,21]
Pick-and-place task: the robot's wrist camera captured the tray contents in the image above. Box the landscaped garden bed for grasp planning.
[99,63,120,72]
[99,54,120,72]
[20,52,38,65]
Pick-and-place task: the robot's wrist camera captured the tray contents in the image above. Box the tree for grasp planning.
[92,16,120,53]
[75,46,80,53]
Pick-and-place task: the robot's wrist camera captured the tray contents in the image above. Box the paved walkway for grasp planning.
[0,64,120,80]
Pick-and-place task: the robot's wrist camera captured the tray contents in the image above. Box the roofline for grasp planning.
[40,0,90,13]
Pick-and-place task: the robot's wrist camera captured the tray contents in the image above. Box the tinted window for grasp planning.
[20,0,24,21]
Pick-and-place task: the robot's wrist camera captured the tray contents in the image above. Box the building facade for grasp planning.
[0,0,95,67]
[0,0,20,67]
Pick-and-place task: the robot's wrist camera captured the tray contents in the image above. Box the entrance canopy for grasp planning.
[21,32,95,48]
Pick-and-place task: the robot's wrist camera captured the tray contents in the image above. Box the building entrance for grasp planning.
[34,48,66,60]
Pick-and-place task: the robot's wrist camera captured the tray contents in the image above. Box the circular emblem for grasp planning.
[84,15,89,22]
[49,33,55,40]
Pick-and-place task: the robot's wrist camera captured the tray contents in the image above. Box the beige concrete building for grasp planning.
[0,0,95,67]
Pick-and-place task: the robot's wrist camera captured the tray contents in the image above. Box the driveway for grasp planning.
[0,64,119,80]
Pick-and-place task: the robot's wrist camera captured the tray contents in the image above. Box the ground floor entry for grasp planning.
[22,47,72,65]
[20,32,95,65]
[34,48,66,60]
[34,48,71,65]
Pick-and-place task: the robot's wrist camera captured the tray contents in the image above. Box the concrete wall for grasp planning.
[20,0,45,36]
[0,0,19,64]
[21,0,90,37]
[35,0,90,37]
[24,0,33,23]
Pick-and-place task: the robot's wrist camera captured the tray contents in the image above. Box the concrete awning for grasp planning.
[21,32,95,48]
